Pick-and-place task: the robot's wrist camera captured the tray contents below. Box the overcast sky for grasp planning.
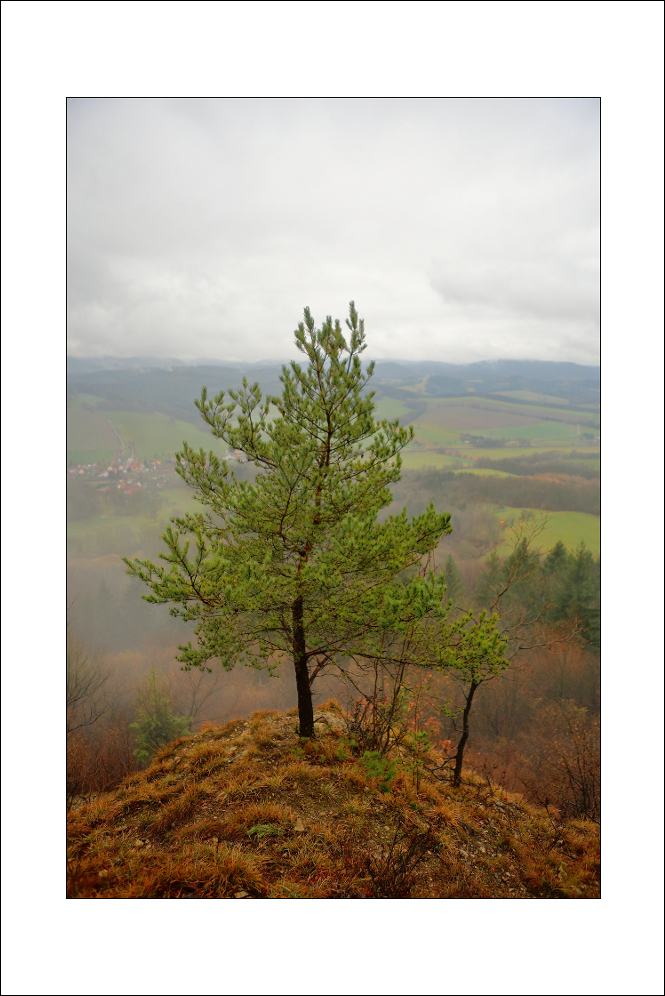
[67,97,599,366]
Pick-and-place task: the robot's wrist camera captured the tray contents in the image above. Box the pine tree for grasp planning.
[544,540,568,574]
[130,668,191,764]
[124,304,461,737]
[443,554,464,607]
[541,541,600,648]
[562,542,600,649]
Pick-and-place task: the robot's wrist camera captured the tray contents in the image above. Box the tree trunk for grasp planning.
[453,679,480,788]
[292,595,314,737]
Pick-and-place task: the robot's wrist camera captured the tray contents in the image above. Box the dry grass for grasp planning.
[67,705,599,899]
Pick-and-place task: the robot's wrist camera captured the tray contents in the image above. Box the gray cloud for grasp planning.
[67,98,599,365]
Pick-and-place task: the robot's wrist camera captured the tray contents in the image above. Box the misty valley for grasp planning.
[67,350,600,899]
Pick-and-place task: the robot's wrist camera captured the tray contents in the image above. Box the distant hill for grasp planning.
[67,356,190,376]
[372,358,599,382]
[371,359,599,408]
[66,356,293,376]
[67,363,289,424]
[67,356,599,420]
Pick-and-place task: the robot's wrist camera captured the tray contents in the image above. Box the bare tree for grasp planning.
[170,666,225,726]
[66,629,110,738]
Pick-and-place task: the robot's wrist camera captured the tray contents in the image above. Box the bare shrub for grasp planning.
[342,662,412,756]
[522,705,600,822]
[67,718,136,806]
[366,815,441,898]
[467,700,600,823]
[67,630,110,738]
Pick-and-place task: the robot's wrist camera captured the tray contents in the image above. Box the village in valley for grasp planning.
[67,444,248,520]
[67,455,170,495]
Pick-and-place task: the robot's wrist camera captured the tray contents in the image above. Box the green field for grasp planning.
[420,394,597,423]
[569,457,601,471]
[68,449,116,466]
[491,508,599,557]
[450,467,515,478]
[67,408,118,451]
[412,422,590,446]
[372,397,413,421]
[410,424,463,447]
[494,390,571,406]
[95,410,229,462]
[456,445,600,461]
[353,434,600,474]
[401,451,463,470]
[475,421,589,442]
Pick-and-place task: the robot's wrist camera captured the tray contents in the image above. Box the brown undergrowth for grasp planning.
[67,702,599,899]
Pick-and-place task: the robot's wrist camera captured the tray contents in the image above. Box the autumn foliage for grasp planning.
[68,704,599,899]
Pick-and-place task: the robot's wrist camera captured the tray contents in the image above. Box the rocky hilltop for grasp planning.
[67,704,600,899]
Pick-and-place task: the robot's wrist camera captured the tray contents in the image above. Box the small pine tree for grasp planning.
[130,668,191,764]
[544,540,568,574]
[443,554,464,607]
[564,542,600,649]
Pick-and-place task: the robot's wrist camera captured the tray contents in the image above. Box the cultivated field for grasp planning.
[68,362,600,562]
[67,407,119,465]
[491,509,600,557]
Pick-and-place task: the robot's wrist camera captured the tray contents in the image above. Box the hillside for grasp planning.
[67,704,600,899]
